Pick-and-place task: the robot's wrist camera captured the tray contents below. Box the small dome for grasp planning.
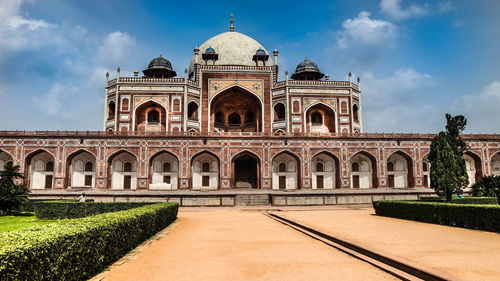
[255,48,266,55]
[147,55,173,70]
[205,47,216,54]
[143,55,176,78]
[291,57,324,80]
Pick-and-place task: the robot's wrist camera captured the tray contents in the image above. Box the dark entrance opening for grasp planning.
[352,175,360,188]
[45,175,53,189]
[234,155,258,188]
[317,175,324,189]
[388,175,395,187]
[279,176,286,189]
[124,175,131,189]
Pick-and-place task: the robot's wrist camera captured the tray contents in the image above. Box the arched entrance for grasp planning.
[305,103,336,133]
[191,152,219,190]
[210,86,262,132]
[386,151,413,188]
[350,151,378,188]
[108,151,137,190]
[311,152,340,189]
[134,101,167,132]
[0,151,13,170]
[464,152,482,186]
[232,152,260,188]
[492,152,500,176]
[150,151,179,190]
[25,150,55,190]
[66,150,96,188]
[272,152,300,190]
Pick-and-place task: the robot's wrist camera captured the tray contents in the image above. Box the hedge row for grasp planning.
[0,202,178,281]
[373,200,500,232]
[419,196,498,205]
[34,201,154,219]
[21,199,78,212]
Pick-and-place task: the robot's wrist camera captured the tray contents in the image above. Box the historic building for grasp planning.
[1,19,499,204]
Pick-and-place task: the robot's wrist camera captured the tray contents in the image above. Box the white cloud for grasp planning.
[438,1,454,13]
[379,0,428,21]
[97,31,137,68]
[450,81,500,133]
[33,83,80,116]
[337,11,398,49]
[361,68,440,132]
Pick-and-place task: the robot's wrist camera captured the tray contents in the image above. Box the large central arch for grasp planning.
[209,86,263,132]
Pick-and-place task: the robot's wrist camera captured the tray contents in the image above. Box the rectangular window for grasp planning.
[45,175,53,189]
[124,175,131,189]
[163,175,171,184]
[279,176,286,189]
[202,175,210,187]
[316,175,324,189]
[84,175,92,186]
[423,175,428,188]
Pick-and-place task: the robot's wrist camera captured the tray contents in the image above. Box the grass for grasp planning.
[0,213,55,233]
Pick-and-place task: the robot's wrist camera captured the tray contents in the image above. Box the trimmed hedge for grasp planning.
[34,201,154,219]
[0,202,178,280]
[373,200,500,232]
[21,199,78,212]
[419,196,498,205]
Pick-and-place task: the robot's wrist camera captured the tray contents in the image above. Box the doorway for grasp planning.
[234,155,258,188]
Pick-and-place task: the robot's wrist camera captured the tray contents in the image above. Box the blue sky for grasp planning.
[0,0,499,133]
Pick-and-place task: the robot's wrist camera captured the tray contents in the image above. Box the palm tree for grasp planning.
[0,162,29,214]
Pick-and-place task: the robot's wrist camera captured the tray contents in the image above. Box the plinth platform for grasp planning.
[30,188,435,207]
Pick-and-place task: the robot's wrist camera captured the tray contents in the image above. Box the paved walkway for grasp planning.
[94,209,396,281]
[274,209,500,281]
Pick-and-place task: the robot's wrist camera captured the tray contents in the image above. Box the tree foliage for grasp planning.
[428,114,468,202]
[0,163,29,214]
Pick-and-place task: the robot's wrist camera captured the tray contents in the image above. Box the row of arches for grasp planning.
[2,149,498,190]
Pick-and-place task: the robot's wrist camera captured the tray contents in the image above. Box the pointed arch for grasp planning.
[66,149,97,188]
[304,102,338,134]
[464,151,483,185]
[191,150,220,189]
[149,150,179,190]
[386,150,414,188]
[209,85,263,132]
[490,151,500,175]
[231,150,261,189]
[350,151,378,188]
[108,150,138,190]
[132,99,169,132]
[24,149,55,190]
[312,150,341,189]
[272,150,301,190]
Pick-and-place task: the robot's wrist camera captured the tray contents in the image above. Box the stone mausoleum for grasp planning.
[1,18,499,205]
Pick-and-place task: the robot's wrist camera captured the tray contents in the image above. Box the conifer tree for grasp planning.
[428,114,468,202]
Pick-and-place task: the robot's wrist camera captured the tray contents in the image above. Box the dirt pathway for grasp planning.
[275,208,500,281]
[95,210,397,281]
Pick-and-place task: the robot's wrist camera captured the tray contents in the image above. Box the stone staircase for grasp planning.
[235,194,271,206]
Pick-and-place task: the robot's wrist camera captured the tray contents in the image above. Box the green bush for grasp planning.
[419,196,497,204]
[0,202,178,281]
[34,201,155,219]
[373,200,500,232]
[470,175,500,197]
[21,199,78,212]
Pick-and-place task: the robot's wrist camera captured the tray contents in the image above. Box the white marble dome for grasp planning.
[189,31,273,77]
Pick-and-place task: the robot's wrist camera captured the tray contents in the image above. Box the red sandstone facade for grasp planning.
[1,28,500,192]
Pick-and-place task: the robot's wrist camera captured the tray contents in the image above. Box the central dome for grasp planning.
[189,31,272,76]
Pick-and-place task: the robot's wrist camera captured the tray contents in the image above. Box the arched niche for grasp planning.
[305,103,336,133]
[187,101,199,121]
[232,151,260,188]
[274,103,286,121]
[492,152,500,176]
[312,152,340,189]
[464,152,482,186]
[25,150,55,190]
[109,151,137,190]
[134,101,167,133]
[386,151,413,188]
[272,152,300,190]
[210,86,262,132]
[67,150,96,188]
[192,152,219,190]
[150,151,179,190]
[422,155,431,188]
[0,151,13,171]
[108,101,116,120]
[350,152,377,188]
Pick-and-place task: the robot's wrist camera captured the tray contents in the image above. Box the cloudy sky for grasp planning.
[0,0,499,133]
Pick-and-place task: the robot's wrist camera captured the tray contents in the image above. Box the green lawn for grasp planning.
[0,214,55,233]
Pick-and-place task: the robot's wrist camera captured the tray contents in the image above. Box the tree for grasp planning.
[0,162,30,214]
[428,114,469,202]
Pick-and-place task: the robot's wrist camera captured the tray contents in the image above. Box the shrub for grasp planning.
[21,199,78,212]
[0,202,178,281]
[470,175,500,197]
[34,201,155,219]
[419,196,497,204]
[373,200,500,232]
[0,163,29,214]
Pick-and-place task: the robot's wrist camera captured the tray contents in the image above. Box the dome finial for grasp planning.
[230,13,234,32]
